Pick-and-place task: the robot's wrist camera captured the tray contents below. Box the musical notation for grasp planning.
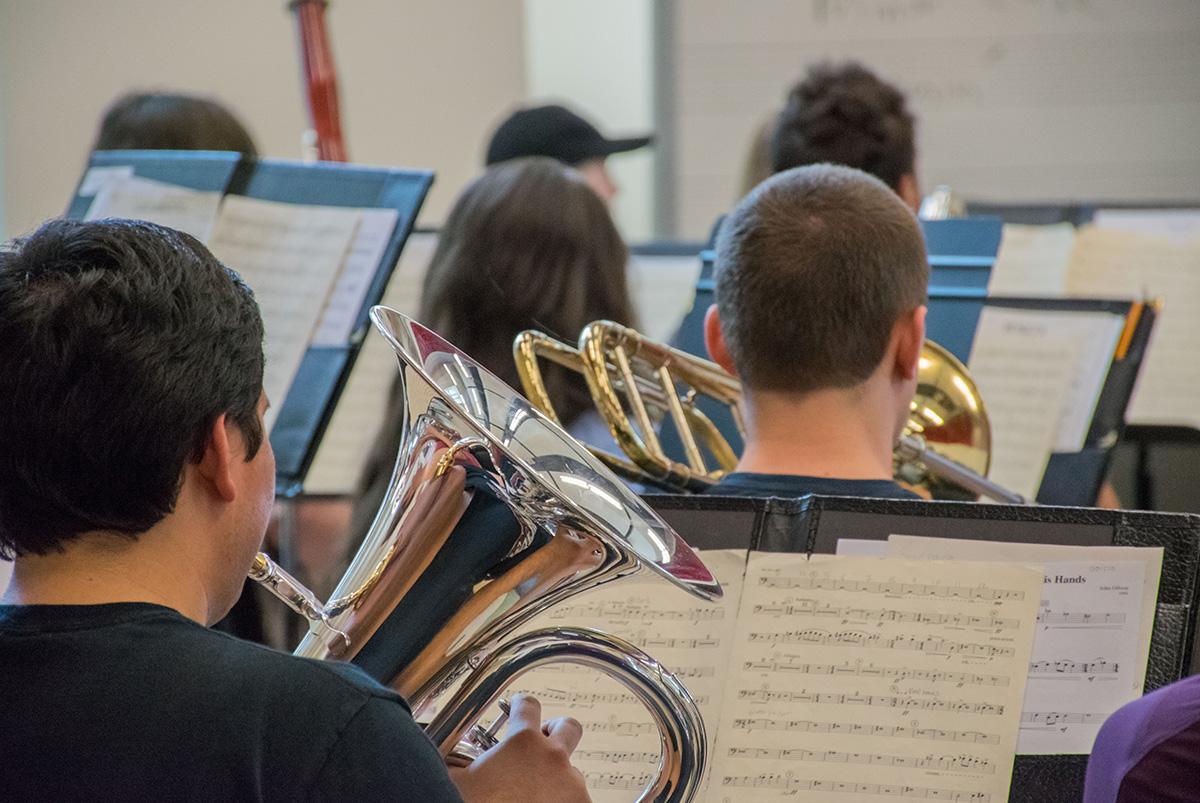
[747,629,1014,658]
[886,535,1162,755]
[629,634,722,650]
[206,195,361,431]
[754,600,1019,630]
[1029,658,1119,675]
[1036,610,1126,626]
[576,749,660,765]
[737,689,1005,716]
[515,687,710,708]
[1021,711,1106,727]
[573,716,659,737]
[532,662,717,680]
[730,717,1001,745]
[742,657,1011,687]
[545,600,726,624]
[715,554,1040,801]
[583,770,653,791]
[720,773,991,800]
[725,747,995,774]
[757,574,1027,601]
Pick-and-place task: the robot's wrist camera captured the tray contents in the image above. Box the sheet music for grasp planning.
[966,308,1073,499]
[627,253,702,342]
[206,196,360,432]
[1050,312,1125,453]
[1093,209,1200,243]
[84,175,223,242]
[301,232,435,494]
[988,223,1075,296]
[886,536,1163,754]
[1066,226,1200,427]
[711,553,1040,802]
[77,165,133,197]
[512,549,746,803]
[310,208,400,346]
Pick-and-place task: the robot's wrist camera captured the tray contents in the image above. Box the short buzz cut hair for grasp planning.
[0,219,265,558]
[714,163,928,394]
[770,61,915,192]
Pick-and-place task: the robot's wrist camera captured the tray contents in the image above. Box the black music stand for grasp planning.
[644,492,1200,803]
[67,150,435,496]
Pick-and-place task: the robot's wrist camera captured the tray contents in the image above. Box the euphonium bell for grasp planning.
[250,307,721,802]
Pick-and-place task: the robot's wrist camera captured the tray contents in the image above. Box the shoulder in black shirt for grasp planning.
[0,602,463,802]
[704,471,922,500]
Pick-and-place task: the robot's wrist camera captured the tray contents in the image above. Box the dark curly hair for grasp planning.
[770,62,915,192]
[0,219,264,557]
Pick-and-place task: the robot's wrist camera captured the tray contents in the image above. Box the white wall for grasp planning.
[523,0,656,240]
[667,0,1200,238]
[0,0,527,240]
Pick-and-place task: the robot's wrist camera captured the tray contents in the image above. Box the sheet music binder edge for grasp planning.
[643,492,1200,803]
[63,151,435,497]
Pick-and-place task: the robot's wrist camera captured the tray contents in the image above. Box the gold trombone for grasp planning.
[514,321,1025,504]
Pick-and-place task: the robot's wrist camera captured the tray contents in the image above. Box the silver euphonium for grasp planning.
[250,307,722,802]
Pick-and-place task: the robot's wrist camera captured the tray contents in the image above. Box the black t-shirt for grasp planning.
[705,471,922,500]
[0,602,463,802]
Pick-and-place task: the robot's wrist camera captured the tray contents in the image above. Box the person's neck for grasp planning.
[1,520,214,625]
[736,383,898,481]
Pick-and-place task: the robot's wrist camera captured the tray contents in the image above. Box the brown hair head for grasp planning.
[93,92,258,157]
[770,62,915,192]
[715,163,927,394]
[419,156,634,425]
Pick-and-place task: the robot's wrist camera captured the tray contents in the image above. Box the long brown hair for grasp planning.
[418,156,633,425]
[352,158,633,534]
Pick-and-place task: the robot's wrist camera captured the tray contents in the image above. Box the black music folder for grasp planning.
[926,291,1158,507]
[645,492,1200,803]
[67,150,434,495]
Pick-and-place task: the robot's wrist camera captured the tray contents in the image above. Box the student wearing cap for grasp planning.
[484,104,652,203]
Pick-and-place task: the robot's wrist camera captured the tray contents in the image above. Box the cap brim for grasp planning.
[599,134,653,156]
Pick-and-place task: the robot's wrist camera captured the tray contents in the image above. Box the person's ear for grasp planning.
[898,173,921,214]
[195,413,238,503]
[704,304,737,376]
[894,305,927,382]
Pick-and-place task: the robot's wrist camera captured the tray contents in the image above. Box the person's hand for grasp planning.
[448,694,590,803]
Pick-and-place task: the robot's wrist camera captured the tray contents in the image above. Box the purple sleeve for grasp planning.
[1084,674,1200,803]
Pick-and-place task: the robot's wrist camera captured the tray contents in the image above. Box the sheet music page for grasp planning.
[84,175,223,242]
[301,233,435,495]
[310,208,400,346]
[987,223,1075,296]
[966,308,1074,499]
[887,536,1163,754]
[1049,312,1125,453]
[511,549,747,802]
[1066,226,1200,427]
[77,165,134,197]
[1093,209,1200,243]
[207,196,360,431]
[627,253,702,343]
[711,553,1041,803]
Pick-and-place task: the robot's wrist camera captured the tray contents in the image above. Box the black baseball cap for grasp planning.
[485,104,653,167]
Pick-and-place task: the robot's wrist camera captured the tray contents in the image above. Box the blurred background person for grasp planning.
[350,156,637,542]
[92,91,258,156]
[484,103,651,204]
[769,61,919,211]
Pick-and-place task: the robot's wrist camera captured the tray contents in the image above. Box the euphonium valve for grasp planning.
[251,307,721,802]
